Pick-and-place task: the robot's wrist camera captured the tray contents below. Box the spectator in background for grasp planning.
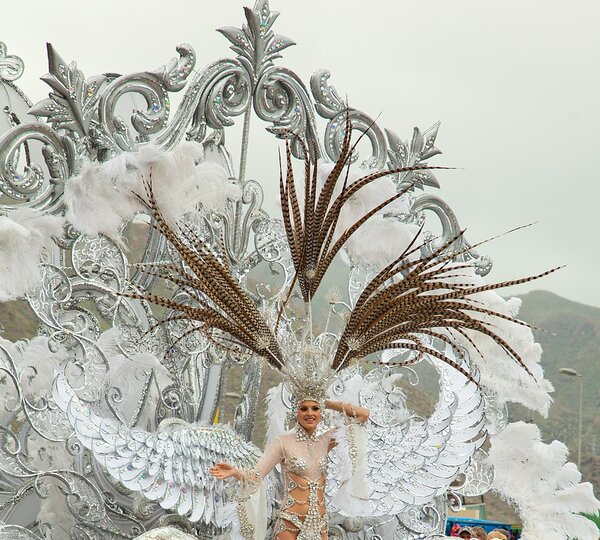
[487,530,508,540]
[471,526,487,540]
[449,523,462,536]
[458,527,475,538]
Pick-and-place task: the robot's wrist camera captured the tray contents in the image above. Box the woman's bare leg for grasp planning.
[275,519,298,540]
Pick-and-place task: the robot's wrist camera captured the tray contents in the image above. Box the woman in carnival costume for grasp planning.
[211,379,370,539]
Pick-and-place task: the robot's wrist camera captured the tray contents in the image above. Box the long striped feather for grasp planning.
[124,176,284,369]
[332,228,561,376]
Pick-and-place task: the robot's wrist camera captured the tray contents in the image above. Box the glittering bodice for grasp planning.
[249,426,334,538]
[279,430,331,481]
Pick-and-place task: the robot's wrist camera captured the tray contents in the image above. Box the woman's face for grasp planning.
[297,400,321,433]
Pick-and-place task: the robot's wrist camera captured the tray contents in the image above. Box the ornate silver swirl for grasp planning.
[255,66,321,158]
[97,72,170,152]
[154,58,252,149]
[0,122,73,210]
[0,42,24,83]
[412,193,492,276]
[311,69,386,168]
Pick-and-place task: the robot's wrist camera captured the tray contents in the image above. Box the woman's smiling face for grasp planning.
[297,400,321,433]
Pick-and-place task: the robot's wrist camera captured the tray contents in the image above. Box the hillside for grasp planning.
[511,290,600,493]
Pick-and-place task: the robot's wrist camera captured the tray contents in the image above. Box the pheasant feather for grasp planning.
[124,176,284,369]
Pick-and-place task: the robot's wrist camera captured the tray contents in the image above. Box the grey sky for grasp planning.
[3,0,599,306]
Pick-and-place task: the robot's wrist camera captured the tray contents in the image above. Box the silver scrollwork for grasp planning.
[0,1,497,538]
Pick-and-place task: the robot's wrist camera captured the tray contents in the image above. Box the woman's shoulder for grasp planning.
[268,432,294,447]
[276,432,296,444]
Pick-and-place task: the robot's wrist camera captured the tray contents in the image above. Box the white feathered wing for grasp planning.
[353,356,484,517]
[52,373,261,526]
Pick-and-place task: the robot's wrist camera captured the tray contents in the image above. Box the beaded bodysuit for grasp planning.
[246,426,334,540]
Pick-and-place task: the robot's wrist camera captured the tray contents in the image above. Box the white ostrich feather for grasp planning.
[0,208,64,301]
[442,265,553,416]
[345,216,422,267]
[64,159,142,246]
[266,383,289,442]
[190,161,242,212]
[489,422,600,540]
[65,142,240,243]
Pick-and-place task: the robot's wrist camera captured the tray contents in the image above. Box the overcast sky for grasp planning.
[3,0,599,306]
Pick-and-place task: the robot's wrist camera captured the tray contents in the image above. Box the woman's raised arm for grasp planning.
[325,400,370,424]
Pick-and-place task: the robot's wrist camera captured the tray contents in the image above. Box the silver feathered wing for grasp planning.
[327,353,485,517]
[52,374,261,525]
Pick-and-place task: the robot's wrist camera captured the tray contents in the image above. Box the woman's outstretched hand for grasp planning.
[210,462,237,480]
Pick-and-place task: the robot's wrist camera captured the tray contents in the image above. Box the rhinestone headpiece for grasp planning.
[282,342,333,412]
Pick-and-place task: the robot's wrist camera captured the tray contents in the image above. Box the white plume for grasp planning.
[345,216,422,267]
[489,422,600,540]
[65,142,241,244]
[443,265,553,416]
[0,208,64,301]
[64,159,141,246]
[313,161,422,267]
[266,383,289,442]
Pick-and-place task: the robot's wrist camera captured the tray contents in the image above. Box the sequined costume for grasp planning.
[234,419,368,540]
[252,426,331,539]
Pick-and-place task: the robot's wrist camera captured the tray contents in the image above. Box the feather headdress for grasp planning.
[127,116,559,406]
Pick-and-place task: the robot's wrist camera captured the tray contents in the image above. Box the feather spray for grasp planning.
[278,117,560,381]
[279,113,454,302]
[128,113,559,387]
[123,177,284,369]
